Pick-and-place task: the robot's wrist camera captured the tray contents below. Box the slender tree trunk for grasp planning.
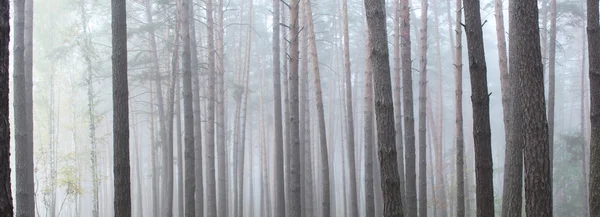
[581,21,590,217]
[112,0,131,215]
[303,1,331,216]
[205,0,218,215]
[131,103,144,217]
[149,81,159,217]
[462,0,495,216]
[13,0,35,214]
[215,0,227,215]
[364,0,405,216]
[286,0,301,215]
[587,0,600,215]
[342,0,358,215]
[271,0,285,214]
[392,0,406,212]
[189,1,203,216]
[509,0,552,215]
[0,0,12,215]
[547,0,557,181]
[176,71,184,217]
[417,1,429,216]
[453,0,465,215]
[363,30,376,217]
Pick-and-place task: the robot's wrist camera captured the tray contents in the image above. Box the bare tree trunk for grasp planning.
[392,0,406,212]
[363,30,376,217]
[112,0,131,215]
[149,81,159,217]
[131,102,144,217]
[587,0,600,215]
[509,0,552,215]
[13,0,35,214]
[363,0,406,216]
[205,0,218,215]
[453,0,465,215]
[286,0,301,215]
[342,0,358,215]
[0,0,12,215]
[300,11,314,216]
[547,0,557,180]
[303,1,331,216]
[177,71,184,217]
[581,22,590,217]
[417,1,429,216]
[463,0,495,216]
[215,0,227,215]
[189,1,203,216]
[271,0,285,214]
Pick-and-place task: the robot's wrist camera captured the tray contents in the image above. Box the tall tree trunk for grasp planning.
[177,71,184,217]
[587,0,600,215]
[453,0,465,215]
[180,0,196,215]
[286,0,301,215]
[303,1,331,216]
[495,0,520,214]
[0,0,12,215]
[205,0,218,215]
[392,0,406,212]
[399,0,417,215]
[299,6,314,217]
[581,20,590,217]
[363,30,376,217]
[189,0,203,215]
[149,81,159,217]
[271,0,285,214]
[13,0,35,214]
[363,0,405,216]
[509,0,552,215]
[342,0,358,215]
[547,0,557,181]
[462,0,495,216]
[216,0,227,215]
[112,0,131,215]
[130,103,144,217]
[417,0,429,216]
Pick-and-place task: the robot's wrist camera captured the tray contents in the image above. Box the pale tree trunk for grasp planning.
[581,21,590,217]
[189,0,203,215]
[286,0,301,215]
[130,102,144,217]
[342,0,358,216]
[547,0,557,178]
[363,31,376,217]
[303,1,331,216]
[300,12,314,216]
[149,81,159,217]
[587,0,600,215]
[417,1,429,216]
[271,0,285,214]
[509,0,552,215]
[205,0,218,215]
[177,70,184,217]
[463,0,495,215]
[0,0,12,215]
[400,0,417,215]
[453,0,465,215]
[216,0,227,215]
[363,0,406,216]
[112,0,131,215]
[392,0,406,212]
[180,0,196,215]
[13,0,35,214]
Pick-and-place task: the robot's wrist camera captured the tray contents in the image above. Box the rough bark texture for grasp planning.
[453,0,465,216]
[509,0,552,216]
[272,0,285,215]
[13,0,35,215]
[342,0,358,216]
[206,0,218,215]
[364,31,376,217]
[462,0,495,216]
[286,0,301,216]
[0,0,12,215]
[364,0,405,216]
[400,0,417,215]
[417,1,428,216]
[303,1,331,216]
[112,0,131,215]
[180,0,196,215]
[588,0,600,215]
[300,8,314,217]
[392,0,406,211]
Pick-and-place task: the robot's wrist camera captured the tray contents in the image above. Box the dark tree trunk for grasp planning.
[272,0,285,215]
[363,0,405,216]
[462,0,495,216]
[112,0,131,216]
[286,0,301,215]
[588,0,600,215]
[363,31,376,217]
[509,0,552,216]
[13,0,34,215]
[417,0,428,216]
[0,0,12,215]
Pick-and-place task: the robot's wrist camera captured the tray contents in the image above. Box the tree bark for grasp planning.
[392,0,407,212]
[189,1,203,216]
[363,0,405,216]
[588,0,600,215]
[453,0,465,215]
[286,0,301,215]
[205,0,218,215]
[112,0,131,215]
[215,0,227,215]
[509,0,552,215]
[418,0,429,216]
[462,0,495,216]
[271,0,286,214]
[547,0,557,182]
[363,30,376,217]
[0,0,12,215]
[300,7,314,217]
